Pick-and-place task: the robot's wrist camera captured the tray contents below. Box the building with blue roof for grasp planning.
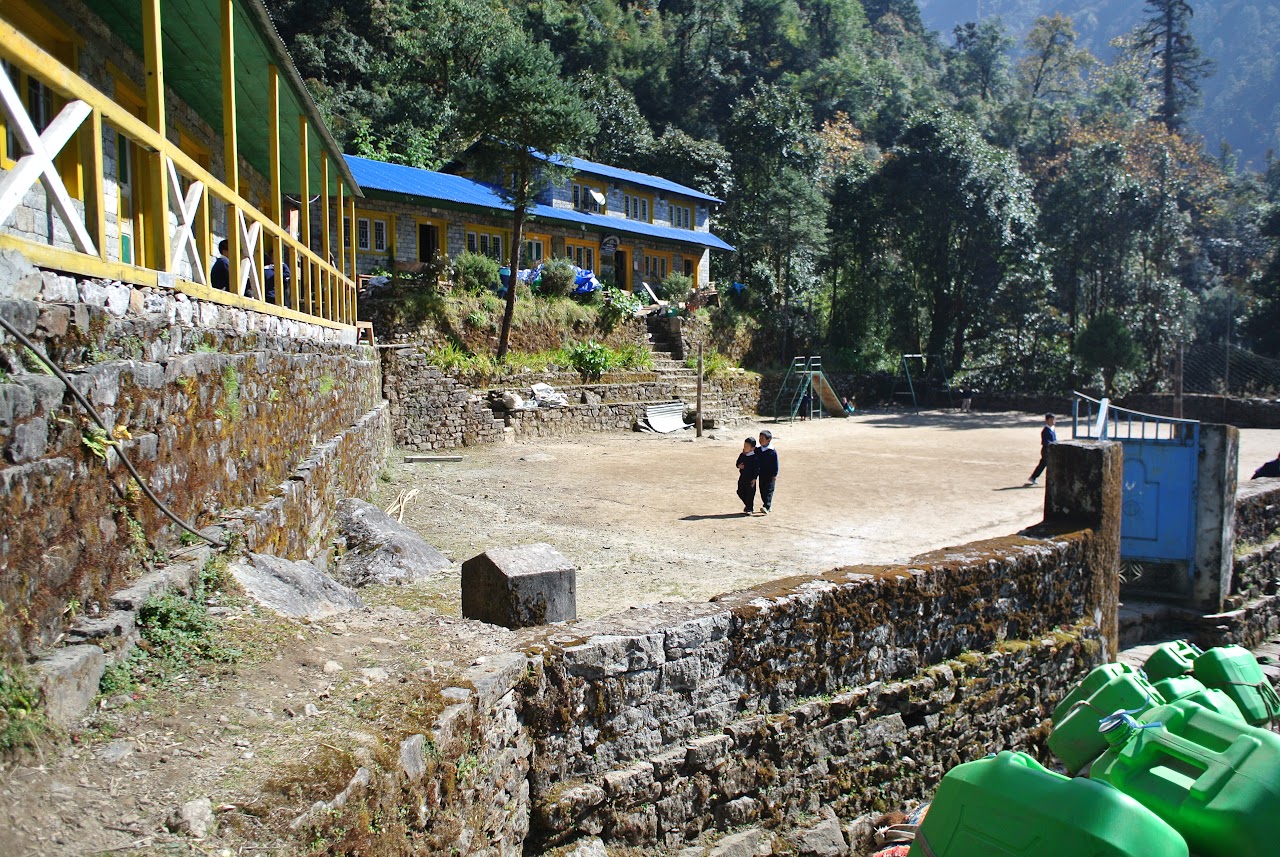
[336,153,733,293]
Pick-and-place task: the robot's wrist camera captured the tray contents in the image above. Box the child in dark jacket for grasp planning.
[736,437,760,515]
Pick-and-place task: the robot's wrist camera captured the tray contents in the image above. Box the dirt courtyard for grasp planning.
[381,410,1280,619]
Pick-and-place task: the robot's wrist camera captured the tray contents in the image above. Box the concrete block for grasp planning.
[34,644,107,727]
[461,543,576,628]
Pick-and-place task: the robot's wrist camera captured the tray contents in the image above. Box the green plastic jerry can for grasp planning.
[1049,662,1164,774]
[908,751,1187,857]
[1193,645,1280,728]
[1143,640,1203,683]
[1091,699,1280,857]
[1150,674,1245,722]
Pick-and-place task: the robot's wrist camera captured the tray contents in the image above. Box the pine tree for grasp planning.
[1135,0,1214,132]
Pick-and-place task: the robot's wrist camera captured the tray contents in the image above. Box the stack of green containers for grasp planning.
[1047,662,1164,774]
[906,751,1188,857]
[916,642,1280,857]
[1091,699,1280,857]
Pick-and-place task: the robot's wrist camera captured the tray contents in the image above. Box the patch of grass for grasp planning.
[685,347,734,377]
[318,374,336,396]
[22,346,55,374]
[175,375,195,393]
[98,586,242,697]
[216,365,241,422]
[0,663,47,753]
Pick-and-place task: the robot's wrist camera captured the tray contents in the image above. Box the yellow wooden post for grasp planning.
[85,108,107,261]
[196,184,210,284]
[220,0,239,293]
[320,151,331,319]
[267,65,283,305]
[141,0,170,273]
[298,115,310,313]
[347,195,356,290]
[335,179,345,277]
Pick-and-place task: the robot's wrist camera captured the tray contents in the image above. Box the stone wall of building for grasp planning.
[0,250,386,657]
[271,442,1121,856]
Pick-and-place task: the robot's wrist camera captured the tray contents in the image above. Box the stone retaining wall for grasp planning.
[277,442,1121,856]
[381,347,763,449]
[0,251,386,657]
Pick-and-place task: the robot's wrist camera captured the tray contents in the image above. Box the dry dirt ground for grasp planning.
[2,410,1277,856]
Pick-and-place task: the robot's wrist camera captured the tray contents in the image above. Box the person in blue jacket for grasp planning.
[1027,413,1056,485]
[756,429,779,514]
[735,437,759,515]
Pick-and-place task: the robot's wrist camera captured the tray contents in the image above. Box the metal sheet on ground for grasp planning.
[642,402,689,433]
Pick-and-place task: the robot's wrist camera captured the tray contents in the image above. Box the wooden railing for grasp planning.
[0,18,357,328]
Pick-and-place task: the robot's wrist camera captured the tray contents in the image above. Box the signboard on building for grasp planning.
[601,235,620,254]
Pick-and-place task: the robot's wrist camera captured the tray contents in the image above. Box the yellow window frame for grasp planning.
[622,190,653,223]
[355,209,392,255]
[564,239,597,272]
[572,178,606,213]
[464,223,509,261]
[523,230,550,265]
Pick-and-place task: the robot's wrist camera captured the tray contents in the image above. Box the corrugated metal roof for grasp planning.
[346,155,734,252]
[543,152,723,204]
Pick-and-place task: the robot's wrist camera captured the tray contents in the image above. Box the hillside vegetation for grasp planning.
[918,0,1280,169]
[266,0,1280,396]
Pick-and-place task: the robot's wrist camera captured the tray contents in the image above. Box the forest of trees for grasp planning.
[265,0,1280,395]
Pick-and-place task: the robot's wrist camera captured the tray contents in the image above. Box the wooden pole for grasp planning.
[696,343,704,438]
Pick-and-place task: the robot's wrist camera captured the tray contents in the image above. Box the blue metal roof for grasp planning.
[345,155,734,252]
[542,152,724,204]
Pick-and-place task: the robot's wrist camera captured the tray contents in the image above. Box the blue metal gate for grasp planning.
[1072,394,1199,566]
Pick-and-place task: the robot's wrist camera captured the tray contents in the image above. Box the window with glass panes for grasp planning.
[572,181,605,213]
[465,226,507,261]
[565,241,596,272]
[643,252,671,281]
[672,204,693,230]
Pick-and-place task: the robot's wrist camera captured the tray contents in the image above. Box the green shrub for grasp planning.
[657,272,694,303]
[685,347,733,377]
[453,252,501,293]
[566,340,613,381]
[99,589,242,696]
[614,343,654,370]
[539,258,576,297]
[465,309,489,328]
[600,287,642,330]
[0,664,45,753]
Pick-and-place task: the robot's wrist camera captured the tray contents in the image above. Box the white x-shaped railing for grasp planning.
[0,67,96,255]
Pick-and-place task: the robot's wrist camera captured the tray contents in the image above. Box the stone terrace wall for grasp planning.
[522,525,1116,851]
[1210,479,1280,649]
[382,347,763,449]
[0,251,386,656]
[282,442,1120,856]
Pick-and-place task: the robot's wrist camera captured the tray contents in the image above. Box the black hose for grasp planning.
[0,312,226,548]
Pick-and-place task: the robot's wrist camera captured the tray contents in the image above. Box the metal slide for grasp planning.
[809,372,847,418]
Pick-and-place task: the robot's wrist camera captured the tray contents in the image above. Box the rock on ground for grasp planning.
[166,797,216,838]
[708,828,773,857]
[228,553,363,618]
[784,810,848,857]
[333,497,452,586]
